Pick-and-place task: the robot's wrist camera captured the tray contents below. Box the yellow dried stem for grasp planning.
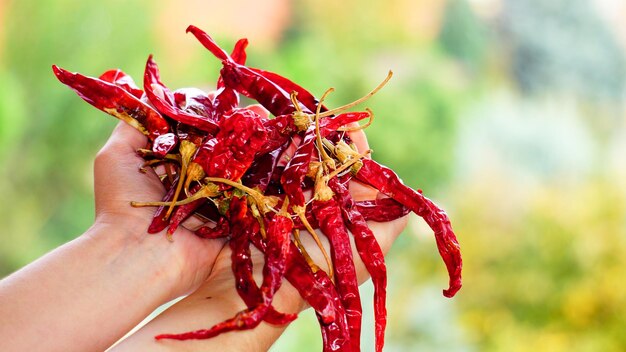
[165,140,197,219]
[204,177,278,214]
[315,88,335,167]
[130,183,220,208]
[293,229,321,273]
[327,149,370,180]
[314,70,392,119]
[293,205,334,279]
[184,162,206,197]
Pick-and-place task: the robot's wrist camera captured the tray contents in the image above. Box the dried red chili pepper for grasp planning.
[280,127,317,208]
[330,177,388,352]
[52,65,170,141]
[195,216,230,239]
[355,158,462,298]
[152,133,178,158]
[98,69,144,98]
[186,25,305,117]
[144,56,219,133]
[312,196,363,352]
[354,197,410,223]
[213,38,249,117]
[248,68,324,114]
[241,147,286,192]
[192,108,267,183]
[147,176,180,234]
[164,184,207,237]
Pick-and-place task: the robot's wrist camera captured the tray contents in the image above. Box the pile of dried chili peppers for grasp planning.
[53,25,462,352]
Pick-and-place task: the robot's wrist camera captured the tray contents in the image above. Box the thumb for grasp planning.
[102,121,149,156]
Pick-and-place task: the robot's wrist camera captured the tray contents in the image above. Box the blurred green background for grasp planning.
[2,0,626,350]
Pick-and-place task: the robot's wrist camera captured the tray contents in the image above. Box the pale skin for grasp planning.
[0,109,407,351]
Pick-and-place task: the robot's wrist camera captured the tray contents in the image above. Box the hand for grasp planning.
[111,112,408,351]
[92,121,227,299]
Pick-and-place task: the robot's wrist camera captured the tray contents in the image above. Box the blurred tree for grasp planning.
[501,0,626,102]
[439,0,489,74]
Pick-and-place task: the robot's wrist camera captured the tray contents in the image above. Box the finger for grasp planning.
[102,121,149,155]
[346,125,370,158]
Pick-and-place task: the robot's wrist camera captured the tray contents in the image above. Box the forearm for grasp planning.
[111,248,306,352]
[0,224,175,352]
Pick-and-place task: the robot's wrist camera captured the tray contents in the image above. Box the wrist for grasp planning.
[85,220,180,302]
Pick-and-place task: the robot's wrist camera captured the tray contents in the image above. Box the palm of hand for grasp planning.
[93,122,227,298]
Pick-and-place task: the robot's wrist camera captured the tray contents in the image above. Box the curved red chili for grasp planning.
[186,25,303,117]
[52,65,170,140]
[143,56,219,133]
[312,197,363,352]
[330,177,388,352]
[98,69,144,99]
[356,158,463,298]
[355,197,410,223]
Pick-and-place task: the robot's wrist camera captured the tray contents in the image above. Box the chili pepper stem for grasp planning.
[314,88,335,170]
[163,162,175,185]
[165,140,197,219]
[136,149,181,162]
[204,177,278,214]
[249,202,267,239]
[327,149,370,179]
[293,205,334,279]
[130,183,219,208]
[293,229,321,273]
[184,162,206,197]
[314,70,392,119]
[290,92,311,132]
[313,172,334,202]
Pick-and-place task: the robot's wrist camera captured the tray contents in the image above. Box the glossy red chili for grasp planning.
[312,196,363,352]
[144,56,219,133]
[52,65,170,141]
[356,158,462,298]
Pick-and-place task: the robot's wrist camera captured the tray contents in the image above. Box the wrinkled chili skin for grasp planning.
[186,25,305,117]
[242,146,286,192]
[158,213,296,340]
[356,158,462,298]
[249,233,340,326]
[166,185,207,236]
[355,198,410,223]
[259,212,292,307]
[255,111,371,160]
[98,69,144,98]
[213,38,248,117]
[290,197,409,230]
[148,176,179,234]
[280,127,317,207]
[144,56,220,134]
[195,217,230,239]
[331,177,388,352]
[152,133,178,158]
[312,197,363,352]
[52,65,170,140]
[229,196,297,326]
[220,61,299,117]
[249,68,324,114]
[195,108,268,181]
[257,115,298,156]
[173,87,215,119]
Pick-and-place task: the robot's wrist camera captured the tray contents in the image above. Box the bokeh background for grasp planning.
[2,0,626,350]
